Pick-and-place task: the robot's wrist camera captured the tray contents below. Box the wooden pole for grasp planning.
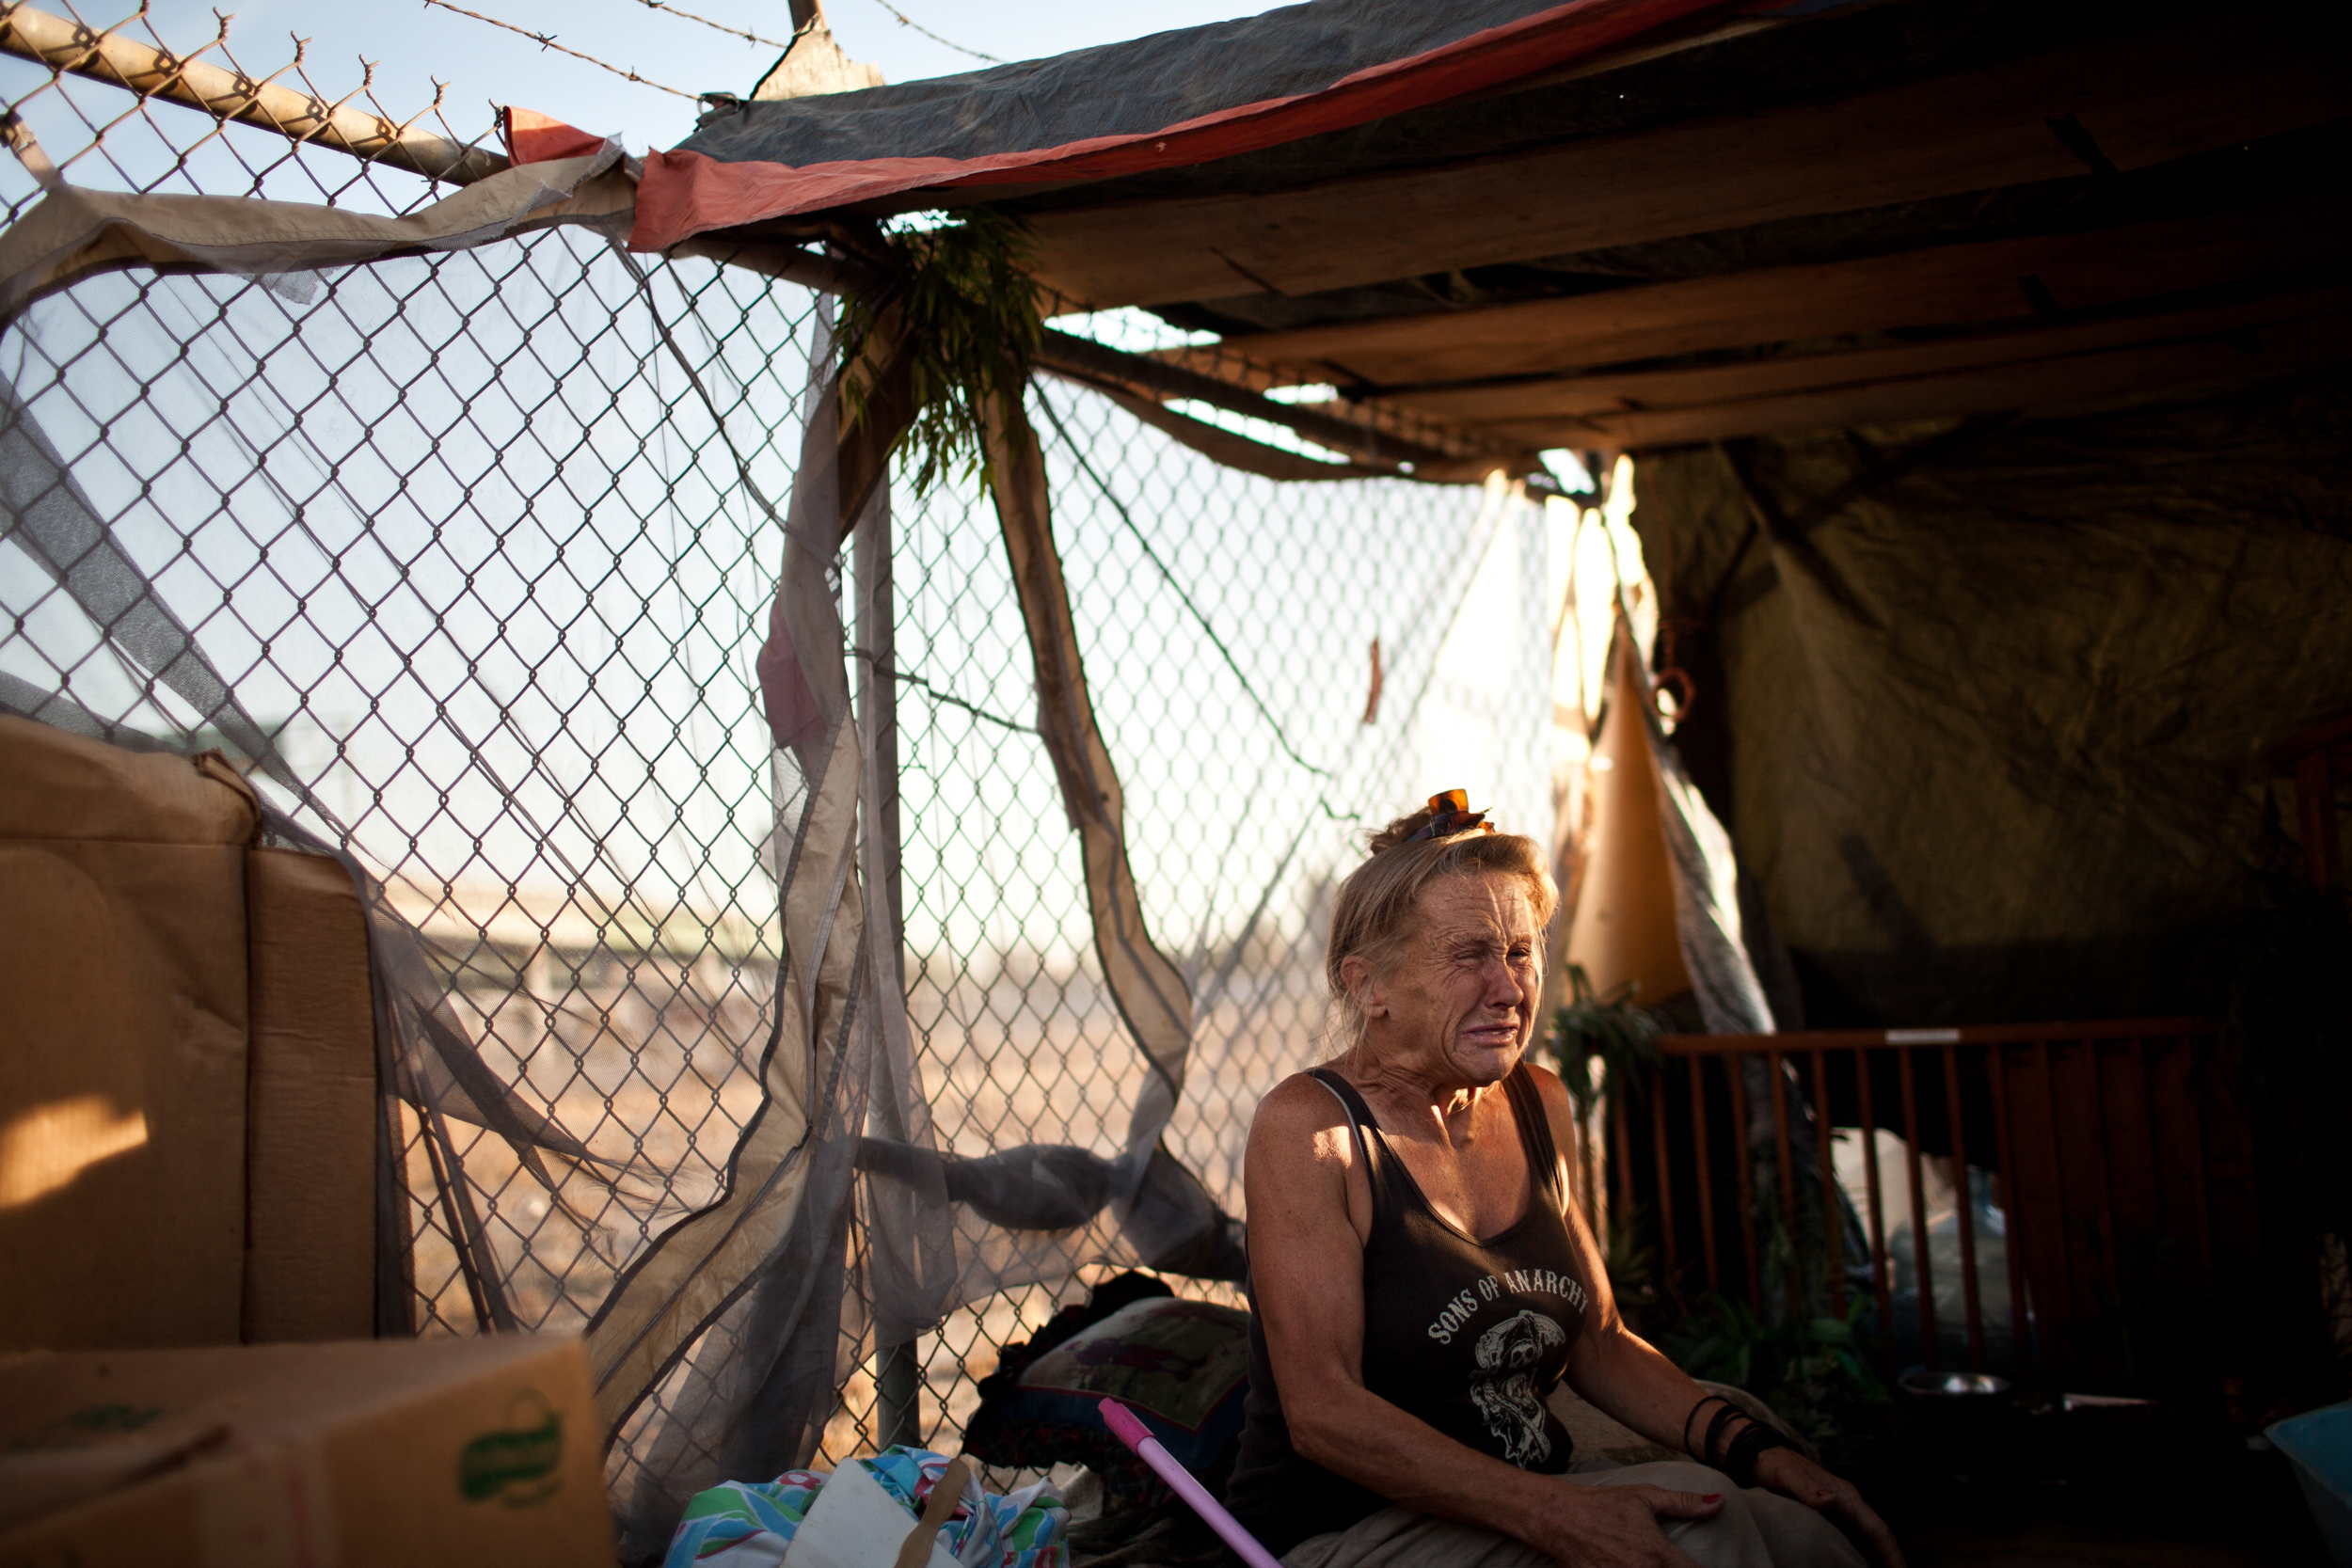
[0,3,509,185]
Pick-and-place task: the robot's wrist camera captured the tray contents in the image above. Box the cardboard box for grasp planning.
[0,1334,615,1568]
[1,717,381,1351]
[0,718,260,1351]
[242,847,379,1342]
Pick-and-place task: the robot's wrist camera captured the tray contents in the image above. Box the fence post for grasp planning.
[857,490,921,1450]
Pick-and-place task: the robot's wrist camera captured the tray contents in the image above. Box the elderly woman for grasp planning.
[1224,795,1902,1568]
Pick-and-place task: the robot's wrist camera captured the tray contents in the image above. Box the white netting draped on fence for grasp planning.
[0,12,1560,1557]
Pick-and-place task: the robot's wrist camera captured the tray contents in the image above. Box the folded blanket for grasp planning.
[663,1446,1069,1568]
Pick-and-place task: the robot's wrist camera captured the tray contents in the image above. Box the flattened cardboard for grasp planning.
[0,717,260,1350]
[242,847,376,1343]
[0,1335,615,1568]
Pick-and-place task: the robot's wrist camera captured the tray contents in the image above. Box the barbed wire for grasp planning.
[860,0,1001,65]
[418,0,698,99]
[632,0,794,54]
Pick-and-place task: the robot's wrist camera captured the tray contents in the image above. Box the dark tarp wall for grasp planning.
[1632,377,2352,1028]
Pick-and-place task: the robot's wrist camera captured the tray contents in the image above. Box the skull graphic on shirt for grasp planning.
[1470,1308,1568,1466]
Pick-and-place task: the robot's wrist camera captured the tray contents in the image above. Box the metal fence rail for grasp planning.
[1623,1020,2249,1394]
[0,0,1562,1516]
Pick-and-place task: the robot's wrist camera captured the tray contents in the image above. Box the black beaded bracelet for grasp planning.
[1680,1394,1729,1458]
[1722,1420,1797,1488]
[1700,1403,1744,1467]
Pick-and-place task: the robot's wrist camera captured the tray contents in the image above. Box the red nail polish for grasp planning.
[1702,1493,1722,1503]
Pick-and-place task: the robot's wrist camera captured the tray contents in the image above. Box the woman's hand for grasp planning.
[1751,1447,1906,1568]
[1520,1476,1724,1568]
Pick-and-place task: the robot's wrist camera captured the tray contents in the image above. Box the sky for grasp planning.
[131,0,1293,154]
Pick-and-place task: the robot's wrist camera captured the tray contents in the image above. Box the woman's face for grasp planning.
[1359,872,1542,1089]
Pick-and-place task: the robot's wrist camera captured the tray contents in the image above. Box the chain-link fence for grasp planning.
[0,3,1560,1527]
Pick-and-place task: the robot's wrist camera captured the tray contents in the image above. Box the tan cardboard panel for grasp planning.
[0,841,250,1351]
[0,717,255,846]
[241,848,377,1345]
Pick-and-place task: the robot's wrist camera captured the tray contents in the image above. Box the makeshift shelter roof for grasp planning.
[653,0,2352,454]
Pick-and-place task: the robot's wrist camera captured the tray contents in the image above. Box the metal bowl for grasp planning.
[1899,1370,2012,1398]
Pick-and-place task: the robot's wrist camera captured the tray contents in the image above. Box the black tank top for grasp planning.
[1224,1064,1594,1556]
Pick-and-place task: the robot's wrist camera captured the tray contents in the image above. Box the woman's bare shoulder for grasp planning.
[1252,1070,1350,1134]
[1516,1057,1583,1151]
[1248,1071,1360,1167]
[1516,1056,1572,1106]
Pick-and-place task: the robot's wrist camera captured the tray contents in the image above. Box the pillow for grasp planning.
[962,1295,1252,1503]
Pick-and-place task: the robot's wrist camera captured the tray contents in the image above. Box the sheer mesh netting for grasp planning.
[0,16,1561,1560]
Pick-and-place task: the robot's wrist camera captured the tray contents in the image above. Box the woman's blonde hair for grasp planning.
[1322,799,1558,1054]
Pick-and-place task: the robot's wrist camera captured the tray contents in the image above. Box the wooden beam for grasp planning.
[1025,7,2351,309]
[1223,196,2352,389]
[1034,328,1481,472]
[1390,283,2352,423]
[1467,297,2352,450]
[0,3,507,185]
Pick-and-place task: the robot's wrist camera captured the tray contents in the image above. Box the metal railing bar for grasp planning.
[2030,1040,2076,1381]
[1657,1017,2220,1053]
[1942,1042,1985,1371]
[1727,1056,1761,1307]
[1650,1078,1677,1299]
[1897,1047,1938,1370]
[1855,1046,1893,1378]
[1811,1048,1843,1318]
[1611,1088,1636,1240]
[1689,1055,1719,1295]
[1985,1042,2034,1381]
[2080,1039,2123,1321]
[1769,1051,1800,1320]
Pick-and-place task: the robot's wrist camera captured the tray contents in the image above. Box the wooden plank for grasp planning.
[1397,284,2352,421]
[1226,197,2352,389]
[1490,302,2352,449]
[1027,8,2352,309]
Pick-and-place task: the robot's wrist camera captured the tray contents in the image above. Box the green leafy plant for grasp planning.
[1545,963,1661,1117]
[1661,1289,1889,1465]
[1605,1201,1659,1319]
[1540,964,1660,1228]
[833,208,1042,497]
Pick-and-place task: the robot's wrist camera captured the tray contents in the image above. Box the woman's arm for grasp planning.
[1244,1076,1724,1567]
[1524,1065,1905,1567]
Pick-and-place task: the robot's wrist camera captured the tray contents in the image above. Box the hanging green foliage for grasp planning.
[834,208,1043,497]
[1541,962,1661,1121]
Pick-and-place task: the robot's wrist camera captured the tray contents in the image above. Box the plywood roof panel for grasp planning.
[1218,197,2352,389]
[1025,8,2350,310]
[1440,288,2352,448]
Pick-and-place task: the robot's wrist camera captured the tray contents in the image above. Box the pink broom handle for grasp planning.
[1097,1398,1285,1568]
